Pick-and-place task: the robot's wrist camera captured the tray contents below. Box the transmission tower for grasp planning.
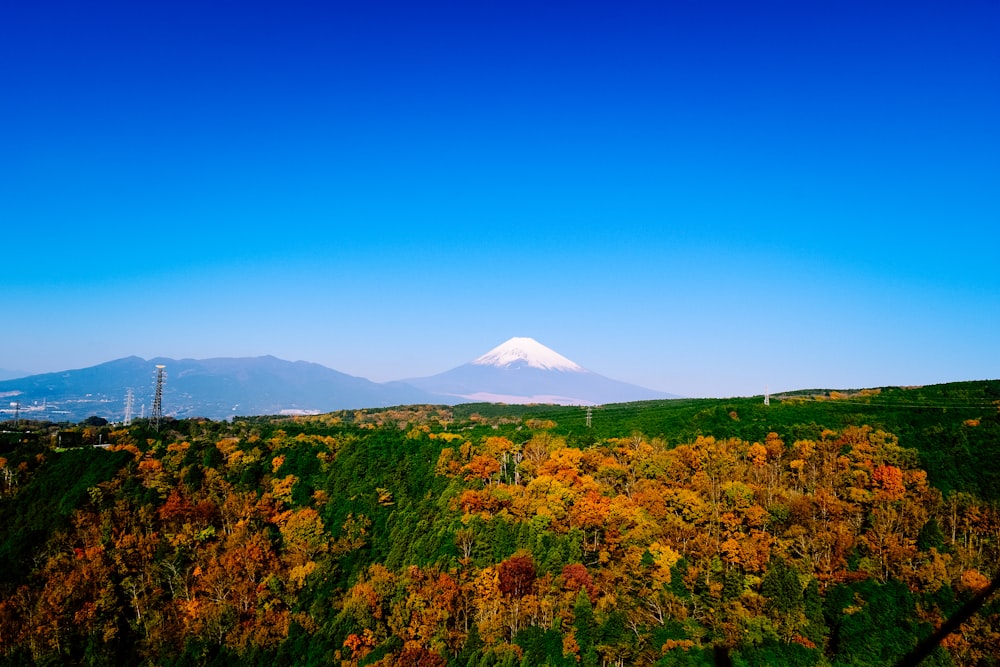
[586,406,592,428]
[764,385,770,407]
[151,365,166,431]
[123,388,134,426]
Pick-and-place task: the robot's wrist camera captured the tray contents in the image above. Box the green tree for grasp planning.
[761,557,803,641]
[573,589,598,667]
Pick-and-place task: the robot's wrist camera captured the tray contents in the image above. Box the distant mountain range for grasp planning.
[0,355,435,422]
[0,338,677,422]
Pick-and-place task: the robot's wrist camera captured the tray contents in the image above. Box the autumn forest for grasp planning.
[1,381,999,666]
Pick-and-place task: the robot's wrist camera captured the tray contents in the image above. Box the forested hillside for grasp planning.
[1,382,998,666]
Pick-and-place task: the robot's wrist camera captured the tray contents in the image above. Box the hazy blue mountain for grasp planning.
[406,337,678,405]
[0,356,439,422]
[0,339,680,423]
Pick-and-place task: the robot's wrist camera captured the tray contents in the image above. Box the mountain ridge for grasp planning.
[0,355,439,422]
[0,338,679,421]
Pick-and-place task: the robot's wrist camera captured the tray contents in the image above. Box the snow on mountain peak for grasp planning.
[472,337,585,372]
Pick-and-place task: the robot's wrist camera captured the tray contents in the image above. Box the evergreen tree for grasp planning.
[573,589,599,667]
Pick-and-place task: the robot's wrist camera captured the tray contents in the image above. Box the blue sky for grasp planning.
[3,1,998,397]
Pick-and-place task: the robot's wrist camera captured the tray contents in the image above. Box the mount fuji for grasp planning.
[407,337,678,405]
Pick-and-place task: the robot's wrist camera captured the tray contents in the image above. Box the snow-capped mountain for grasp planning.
[472,337,584,372]
[408,337,677,405]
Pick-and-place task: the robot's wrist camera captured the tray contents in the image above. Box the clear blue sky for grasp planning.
[3,1,998,398]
